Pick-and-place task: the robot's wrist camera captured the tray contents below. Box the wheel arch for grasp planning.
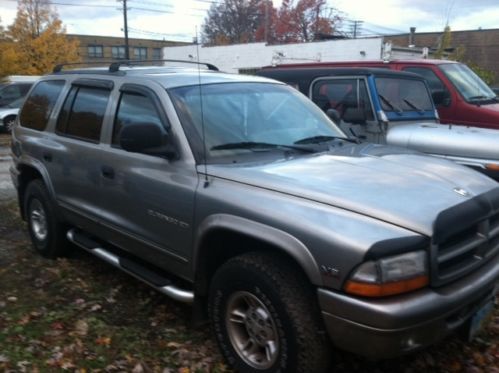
[193,214,323,296]
[16,160,55,220]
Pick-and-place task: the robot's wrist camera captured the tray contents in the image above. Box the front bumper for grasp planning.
[318,254,499,359]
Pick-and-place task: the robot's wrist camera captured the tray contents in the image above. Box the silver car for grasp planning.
[10,62,499,373]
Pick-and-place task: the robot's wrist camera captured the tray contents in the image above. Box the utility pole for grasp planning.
[349,20,363,39]
[264,0,269,43]
[118,0,130,59]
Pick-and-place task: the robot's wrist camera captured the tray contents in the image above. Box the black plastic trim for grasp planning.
[119,257,172,287]
[72,78,114,90]
[366,236,430,260]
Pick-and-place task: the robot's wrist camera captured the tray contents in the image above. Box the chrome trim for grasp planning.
[66,229,194,303]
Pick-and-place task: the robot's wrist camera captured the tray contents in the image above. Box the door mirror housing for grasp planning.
[119,123,177,158]
[432,89,451,107]
[326,108,341,123]
[342,108,367,125]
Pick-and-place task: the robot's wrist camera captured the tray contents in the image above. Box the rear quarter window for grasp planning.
[19,80,65,131]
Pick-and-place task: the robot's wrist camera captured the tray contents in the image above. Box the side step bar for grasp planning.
[66,229,194,303]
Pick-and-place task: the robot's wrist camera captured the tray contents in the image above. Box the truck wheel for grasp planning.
[3,115,16,133]
[24,180,67,258]
[209,252,330,373]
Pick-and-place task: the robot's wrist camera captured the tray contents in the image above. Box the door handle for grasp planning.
[43,152,52,162]
[101,165,115,179]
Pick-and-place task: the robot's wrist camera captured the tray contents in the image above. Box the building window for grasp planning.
[87,45,103,58]
[152,48,162,60]
[134,47,147,60]
[112,46,127,59]
[238,68,258,75]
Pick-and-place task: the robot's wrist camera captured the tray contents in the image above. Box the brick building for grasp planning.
[387,28,499,84]
[67,34,189,61]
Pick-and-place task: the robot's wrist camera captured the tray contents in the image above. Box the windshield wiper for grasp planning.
[294,135,357,144]
[403,99,424,113]
[211,141,315,153]
[378,94,402,114]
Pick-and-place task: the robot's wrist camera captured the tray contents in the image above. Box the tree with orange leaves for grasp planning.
[0,0,79,78]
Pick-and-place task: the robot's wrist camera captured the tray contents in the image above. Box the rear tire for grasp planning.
[209,252,330,373]
[24,180,67,258]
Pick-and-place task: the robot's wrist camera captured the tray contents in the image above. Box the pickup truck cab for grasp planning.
[10,62,499,372]
[257,66,499,180]
[261,60,499,130]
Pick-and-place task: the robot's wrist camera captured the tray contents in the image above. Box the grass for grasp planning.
[0,200,497,372]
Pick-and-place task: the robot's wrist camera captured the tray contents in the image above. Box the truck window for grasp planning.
[56,86,110,142]
[19,80,65,131]
[375,78,433,112]
[112,91,166,147]
[403,67,448,93]
[311,78,374,121]
[439,63,496,102]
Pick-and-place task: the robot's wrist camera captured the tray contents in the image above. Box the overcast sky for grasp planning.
[0,0,498,42]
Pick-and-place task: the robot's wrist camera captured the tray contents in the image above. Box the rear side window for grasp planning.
[19,80,65,131]
[56,86,110,142]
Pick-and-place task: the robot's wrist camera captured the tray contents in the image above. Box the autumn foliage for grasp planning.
[202,0,342,45]
[0,0,79,78]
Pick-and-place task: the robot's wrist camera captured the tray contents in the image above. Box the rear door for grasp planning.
[48,79,113,229]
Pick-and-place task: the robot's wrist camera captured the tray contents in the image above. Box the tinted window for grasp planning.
[403,67,447,92]
[57,86,110,142]
[112,91,165,146]
[375,78,433,112]
[19,80,65,131]
[312,78,374,121]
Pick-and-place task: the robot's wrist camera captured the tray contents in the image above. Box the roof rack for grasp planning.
[53,61,116,73]
[53,59,219,74]
[108,59,219,72]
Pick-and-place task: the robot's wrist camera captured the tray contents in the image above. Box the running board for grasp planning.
[66,229,194,303]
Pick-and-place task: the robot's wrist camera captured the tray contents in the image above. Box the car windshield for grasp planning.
[169,82,346,162]
[375,77,433,112]
[439,63,496,102]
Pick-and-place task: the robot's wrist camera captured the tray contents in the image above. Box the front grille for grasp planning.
[432,212,499,286]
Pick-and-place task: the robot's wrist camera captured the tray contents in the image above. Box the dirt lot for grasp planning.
[0,133,498,372]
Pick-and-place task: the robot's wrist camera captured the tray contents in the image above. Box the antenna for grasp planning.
[195,27,209,188]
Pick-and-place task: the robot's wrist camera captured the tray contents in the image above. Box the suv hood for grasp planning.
[206,143,497,235]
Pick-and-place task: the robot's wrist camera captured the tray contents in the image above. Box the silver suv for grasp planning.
[10,61,499,373]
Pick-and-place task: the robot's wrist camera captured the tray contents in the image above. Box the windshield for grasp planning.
[439,63,496,102]
[8,97,25,108]
[169,82,346,162]
[375,77,433,112]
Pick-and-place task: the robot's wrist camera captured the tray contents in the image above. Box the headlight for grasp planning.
[344,251,429,297]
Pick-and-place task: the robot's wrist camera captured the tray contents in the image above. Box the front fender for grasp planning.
[194,213,323,286]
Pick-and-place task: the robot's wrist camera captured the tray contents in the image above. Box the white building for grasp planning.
[162,38,428,73]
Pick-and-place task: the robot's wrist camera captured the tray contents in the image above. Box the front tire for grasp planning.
[24,180,67,258]
[209,252,330,373]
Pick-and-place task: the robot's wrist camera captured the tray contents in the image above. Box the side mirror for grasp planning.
[326,108,341,123]
[119,123,177,158]
[432,90,451,107]
[342,108,367,125]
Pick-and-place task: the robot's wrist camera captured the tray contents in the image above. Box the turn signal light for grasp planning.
[345,275,429,297]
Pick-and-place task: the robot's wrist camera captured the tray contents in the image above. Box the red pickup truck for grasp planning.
[262,60,499,130]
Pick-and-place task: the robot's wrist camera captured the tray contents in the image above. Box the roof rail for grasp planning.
[108,59,219,72]
[53,61,118,73]
[53,59,219,74]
